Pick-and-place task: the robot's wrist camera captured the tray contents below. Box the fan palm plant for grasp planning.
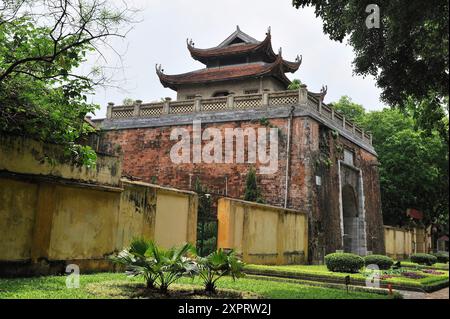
[196,249,244,293]
[110,238,159,289]
[111,238,196,293]
[149,242,197,293]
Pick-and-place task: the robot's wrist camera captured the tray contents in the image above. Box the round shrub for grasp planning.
[432,252,449,264]
[410,253,437,266]
[325,253,364,273]
[364,254,394,270]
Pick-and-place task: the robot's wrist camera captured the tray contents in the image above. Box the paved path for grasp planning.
[399,287,449,299]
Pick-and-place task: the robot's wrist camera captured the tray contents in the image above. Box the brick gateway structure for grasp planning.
[94,27,385,262]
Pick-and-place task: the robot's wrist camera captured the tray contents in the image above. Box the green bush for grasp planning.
[410,253,438,266]
[325,253,364,273]
[433,252,449,264]
[364,254,394,270]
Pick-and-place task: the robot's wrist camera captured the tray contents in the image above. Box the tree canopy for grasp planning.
[328,95,365,124]
[0,0,136,166]
[331,97,449,230]
[292,1,449,114]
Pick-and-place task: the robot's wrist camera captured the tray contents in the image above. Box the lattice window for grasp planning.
[202,101,228,112]
[169,103,194,114]
[269,95,298,106]
[141,107,163,117]
[112,109,133,118]
[234,97,262,109]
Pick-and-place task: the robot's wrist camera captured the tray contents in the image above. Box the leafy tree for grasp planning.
[244,167,264,203]
[288,79,302,90]
[122,98,135,106]
[360,109,448,228]
[292,1,449,117]
[0,0,136,166]
[329,96,365,123]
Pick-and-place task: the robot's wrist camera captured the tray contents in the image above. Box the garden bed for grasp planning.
[244,264,449,293]
[399,261,449,271]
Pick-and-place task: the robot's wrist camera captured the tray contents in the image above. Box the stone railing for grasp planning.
[106,87,372,146]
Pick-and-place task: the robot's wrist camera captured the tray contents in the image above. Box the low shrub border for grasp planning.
[433,252,449,264]
[244,265,449,293]
[400,261,449,271]
[410,253,438,266]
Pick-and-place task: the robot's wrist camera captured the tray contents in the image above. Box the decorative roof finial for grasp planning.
[266,26,271,36]
[186,38,194,47]
[295,54,303,64]
[155,64,164,74]
[320,85,328,97]
[236,25,240,31]
[278,47,283,57]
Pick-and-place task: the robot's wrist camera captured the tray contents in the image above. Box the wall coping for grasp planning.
[120,178,198,196]
[219,197,307,215]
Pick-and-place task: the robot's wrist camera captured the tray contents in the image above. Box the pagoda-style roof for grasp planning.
[156,53,300,90]
[156,27,302,90]
[187,27,278,64]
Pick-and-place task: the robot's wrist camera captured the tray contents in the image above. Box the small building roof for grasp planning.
[188,28,277,64]
[156,55,300,90]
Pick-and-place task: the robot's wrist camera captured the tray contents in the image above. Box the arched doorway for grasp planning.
[342,185,360,253]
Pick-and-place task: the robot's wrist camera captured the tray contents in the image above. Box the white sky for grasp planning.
[88,0,386,119]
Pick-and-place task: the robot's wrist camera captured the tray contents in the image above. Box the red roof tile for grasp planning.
[157,59,293,89]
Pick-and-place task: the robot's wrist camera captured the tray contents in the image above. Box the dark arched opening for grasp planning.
[342,185,360,253]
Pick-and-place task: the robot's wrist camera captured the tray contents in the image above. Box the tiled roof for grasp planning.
[188,33,275,62]
[157,59,293,89]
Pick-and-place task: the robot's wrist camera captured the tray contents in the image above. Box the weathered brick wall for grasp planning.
[99,115,385,259]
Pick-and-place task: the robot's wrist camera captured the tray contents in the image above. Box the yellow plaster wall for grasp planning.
[0,135,198,274]
[217,198,308,265]
[384,226,431,260]
[0,179,38,260]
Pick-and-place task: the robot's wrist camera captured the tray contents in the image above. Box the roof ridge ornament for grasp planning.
[186,38,195,47]
[236,25,240,31]
[278,47,282,57]
[295,54,302,64]
[321,85,328,97]
[155,64,164,75]
[266,26,271,36]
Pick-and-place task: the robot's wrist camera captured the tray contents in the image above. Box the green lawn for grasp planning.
[0,272,391,299]
[245,264,449,291]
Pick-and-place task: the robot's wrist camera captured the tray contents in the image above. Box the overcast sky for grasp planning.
[88,0,386,119]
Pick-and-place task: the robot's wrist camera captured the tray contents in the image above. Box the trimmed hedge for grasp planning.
[325,253,364,273]
[410,253,437,266]
[433,252,449,264]
[364,255,394,270]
